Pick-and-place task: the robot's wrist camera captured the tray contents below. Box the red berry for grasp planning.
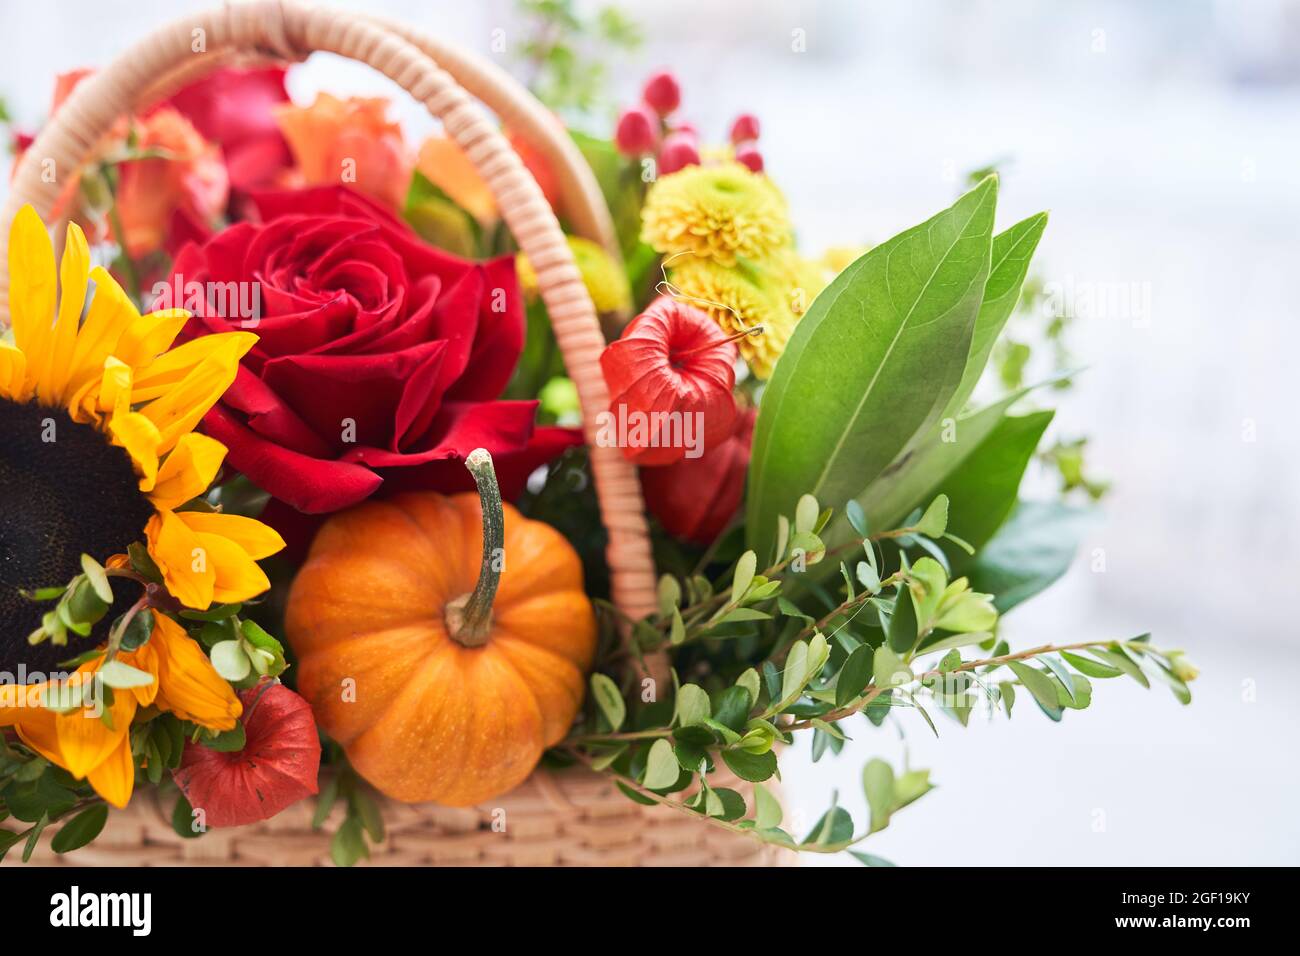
[658,132,700,175]
[642,70,682,116]
[734,142,764,173]
[615,106,659,155]
[729,113,761,144]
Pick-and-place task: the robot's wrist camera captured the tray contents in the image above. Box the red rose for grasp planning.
[166,66,293,195]
[161,185,575,513]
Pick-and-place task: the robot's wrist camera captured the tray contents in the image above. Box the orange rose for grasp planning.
[115,107,229,258]
[13,70,229,259]
[274,93,412,210]
[415,124,562,226]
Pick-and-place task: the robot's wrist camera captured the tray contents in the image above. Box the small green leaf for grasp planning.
[736,668,761,707]
[845,499,869,538]
[311,776,339,830]
[780,641,809,706]
[643,738,681,790]
[721,748,777,782]
[872,645,913,690]
[116,608,154,652]
[590,673,626,732]
[916,494,949,537]
[210,640,251,682]
[675,684,711,728]
[79,555,113,603]
[803,806,854,847]
[887,583,919,654]
[753,782,782,829]
[863,758,895,832]
[203,723,246,753]
[730,551,757,606]
[794,494,819,534]
[97,660,155,690]
[330,816,369,867]
[835,644,874,707]
[1089,645,1149,688]
[1006,661,1063,720]
[1061,650,1122,678]
[656,575,681,617]
[51,804,109,853]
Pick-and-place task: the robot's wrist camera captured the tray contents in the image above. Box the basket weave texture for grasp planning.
[0,1,786,866]
[15,770,792,867]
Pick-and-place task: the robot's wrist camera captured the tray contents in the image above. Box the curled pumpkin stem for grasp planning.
[446,448,504,648]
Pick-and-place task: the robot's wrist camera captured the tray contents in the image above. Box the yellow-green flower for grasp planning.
[667,257,796,378]
[772,250,829,319]
[517,235,631,314]
[641,162,791,266]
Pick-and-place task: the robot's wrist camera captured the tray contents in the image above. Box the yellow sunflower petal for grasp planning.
[145,510,216,610]
[66,266,142,400]
[96,356,133,417]
[118,633,161,707]
[113,308,191,371]
[128,332,251,403]
[108,409,162,491]
[152,613,242,732]
[190,530,271,604]
[137,332,256,454]
[86,733,135,808]
[0,341,27,402]
[7,205,56,401]
[149,432,227,511]
[53,675,136,780]
[175,510,286,561]
[39,221,91,405]
[11,694,64,766]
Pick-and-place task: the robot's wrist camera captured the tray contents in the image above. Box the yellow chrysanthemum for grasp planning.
[820,244,870,276]
[771,249,829,319]
[0,205,280,805]
[667,256,797,379]
[641,161,791,266]
[516,236,631,315]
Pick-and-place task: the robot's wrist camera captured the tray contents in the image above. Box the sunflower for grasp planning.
[640,161,791,267]
[0,205,283,804]
[666,256,797,378]
[516,235,631,315]
[0,612,240,807]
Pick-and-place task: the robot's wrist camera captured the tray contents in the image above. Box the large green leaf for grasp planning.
[848,375,1058,535]
[935,409,1055,564]
[941,212,1048,422]
[747,177,999,558]
[966,500,1092,612]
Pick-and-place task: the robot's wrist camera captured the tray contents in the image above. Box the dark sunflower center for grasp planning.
[0,401,153,679]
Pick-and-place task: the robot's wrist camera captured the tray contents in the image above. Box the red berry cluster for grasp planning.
[615,70,764,174]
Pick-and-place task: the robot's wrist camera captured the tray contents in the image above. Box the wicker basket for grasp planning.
[0,0,793,867]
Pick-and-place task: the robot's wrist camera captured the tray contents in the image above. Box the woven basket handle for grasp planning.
[0,0,660,644]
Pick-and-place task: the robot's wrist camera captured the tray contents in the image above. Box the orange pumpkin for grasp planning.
[285,449,596,806]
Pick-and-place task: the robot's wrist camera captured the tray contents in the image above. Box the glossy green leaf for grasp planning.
[942,211,1049,421]
[835,644,875,706]
[747,178,999,558]
[1006,661,1063,720]
[967,500,1092,613]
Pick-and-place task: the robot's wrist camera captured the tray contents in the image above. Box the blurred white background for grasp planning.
[3,0,1296,865]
